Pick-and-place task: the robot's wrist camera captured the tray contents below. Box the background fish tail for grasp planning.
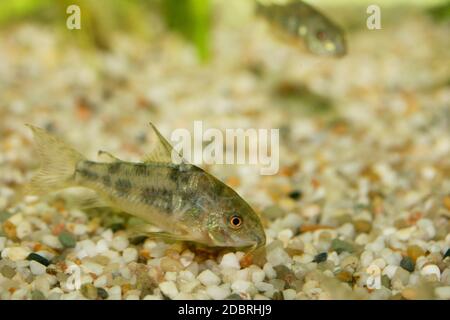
[26,125,85,195]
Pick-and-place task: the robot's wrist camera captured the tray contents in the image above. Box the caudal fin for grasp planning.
[26,125,85,195]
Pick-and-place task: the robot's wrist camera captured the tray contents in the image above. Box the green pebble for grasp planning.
[1,265,16,279]
[81,283,98,300]
[313,252,328,263]
[0,210,12,223]
[27,253,50,266]
[58,231,76,248]
[97,287,109,300]
[400,257,415,272]
[331,239,354,254]
[381,275,391,288]
[31,290,46,300]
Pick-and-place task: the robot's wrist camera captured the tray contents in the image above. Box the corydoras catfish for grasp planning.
[26,124,266,252]
[256,0,347,57]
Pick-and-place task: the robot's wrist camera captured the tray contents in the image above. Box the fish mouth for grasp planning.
[253,232,266,249]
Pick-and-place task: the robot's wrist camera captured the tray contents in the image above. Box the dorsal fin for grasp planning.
[142,123,185,164]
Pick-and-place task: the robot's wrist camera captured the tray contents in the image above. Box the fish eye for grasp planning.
[316,30,328,41]
[229,215,243,229]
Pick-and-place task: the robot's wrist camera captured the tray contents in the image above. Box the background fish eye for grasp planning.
[316,30,328,41]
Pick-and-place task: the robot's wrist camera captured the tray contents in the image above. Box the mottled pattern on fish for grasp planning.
[256,0,347,56]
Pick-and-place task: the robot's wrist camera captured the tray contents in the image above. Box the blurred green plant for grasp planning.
[0,0,211,61]
[428,0,450,22]
[162,0,211,61]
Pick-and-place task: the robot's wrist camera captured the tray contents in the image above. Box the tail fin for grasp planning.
[26,125,85,195]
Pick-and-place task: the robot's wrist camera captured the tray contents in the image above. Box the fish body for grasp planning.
[26,124,266,250]
[256,0,347,57]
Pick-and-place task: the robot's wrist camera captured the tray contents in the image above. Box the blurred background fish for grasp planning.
[255,0,347,57]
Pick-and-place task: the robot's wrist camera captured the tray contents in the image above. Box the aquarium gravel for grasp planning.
[0,8,449,300]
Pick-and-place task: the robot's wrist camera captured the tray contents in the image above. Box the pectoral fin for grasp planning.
[127,224,189,243]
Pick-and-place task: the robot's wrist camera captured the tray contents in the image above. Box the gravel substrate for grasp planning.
[0,8,449,300]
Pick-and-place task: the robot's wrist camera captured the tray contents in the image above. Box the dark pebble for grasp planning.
[400,257,415,272]
[444,248,450,259]
[58,231,76,248]
[97,287,109,300]
[288,190,303,201]
[27,253,50,267]
[272,291,284,300]
[273,265,296,288]
[130,235,148,245]
[109,223,126,232]
[313,252,328,263]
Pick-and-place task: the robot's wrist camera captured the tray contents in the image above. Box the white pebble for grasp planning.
[360,251,374,267]
[111,236,129,251]
[159,281,179,299]
[435,286,450,299]
[395,227,416,241]
[101,229,113,241]
[255,282,274,293]
[42,235,62,249]
[179,279,200,294]
[81,261,104,276]
[372,258,386,269]
[263,263,277,279]
[96,239,109,253]
[231,280,253,294]
[283,289,296,300]
[94,275,108,287]
[421,265,441,281]
[382,265,398,279]
[8,213,23,225]
[122,247,138,263]
[178,270,195,282]
[1,247,31,261]
[219,253,240,269]
[266,247,292,266]
[29,260,47,275]
[417,219,436,240]
[16,221,32,239]
[197,269,221,286]
[108,285,122,300]
[165,271,177,281]
[73,224,88,236]
[338,223,355,239]
[251,270,266,283]
[206,285,230,300]
[277,229,293,244]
